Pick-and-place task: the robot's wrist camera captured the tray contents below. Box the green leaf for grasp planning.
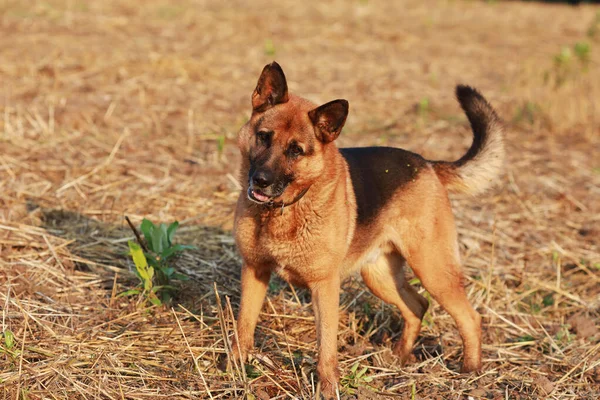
[149,296,162,306]
[145,255,160,268]
[542,293,554,307]
[160,245,180,260]
[554,47,572,67]
[151,285,177,293]
[128,241,153,291]
[357,366,368,379]
[167,221,179,246]
[118,289,141,297]
[160,290,173,303]
[161,244,196,260]
[245,364,262,379]
[161,224,169,251]
[418,97,429,116]
[516,334,535,342]
[171,273,189,281]
[3,330,14,350]
[408,278,421,286]
[217,135,226,156]
[264,39,276,56]
[150,224,164,254]
[350,362,359,374]
[574,41,591,64]
[140,219,155,252]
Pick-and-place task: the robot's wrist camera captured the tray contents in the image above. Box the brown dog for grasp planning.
[233,62,503,397]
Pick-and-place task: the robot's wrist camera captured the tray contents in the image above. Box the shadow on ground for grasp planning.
[39,207,242,307]
[37,206,443,364]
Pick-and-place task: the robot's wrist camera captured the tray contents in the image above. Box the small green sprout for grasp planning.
[264,39,276,56]
[121,218,195,305]
[341,362,374,394]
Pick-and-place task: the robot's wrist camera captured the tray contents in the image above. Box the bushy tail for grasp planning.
[433,85,504,195]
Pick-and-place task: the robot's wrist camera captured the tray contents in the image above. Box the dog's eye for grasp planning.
[256,130,272,146]
[288,144,304,157]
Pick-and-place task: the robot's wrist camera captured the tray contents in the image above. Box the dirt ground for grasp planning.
[1,0,599,399]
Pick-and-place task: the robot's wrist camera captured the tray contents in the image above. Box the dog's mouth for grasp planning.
[247,187,275,204]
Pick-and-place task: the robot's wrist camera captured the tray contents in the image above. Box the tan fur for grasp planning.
[233,63,501,398]
[433,86,505,195]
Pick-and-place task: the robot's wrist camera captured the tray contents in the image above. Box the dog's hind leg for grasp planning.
[398,204,482,372]
[361,252,429,364]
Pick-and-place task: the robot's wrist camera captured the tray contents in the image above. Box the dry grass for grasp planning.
[1,0,599,399]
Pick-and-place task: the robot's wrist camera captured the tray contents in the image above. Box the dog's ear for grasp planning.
[308,99,349,143]
[252,62,289,112]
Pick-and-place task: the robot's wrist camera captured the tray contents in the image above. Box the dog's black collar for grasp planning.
[264,186,311,214]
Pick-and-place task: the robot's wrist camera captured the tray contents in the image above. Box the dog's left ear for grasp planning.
[308,99,349,143]
[252,62,289,112]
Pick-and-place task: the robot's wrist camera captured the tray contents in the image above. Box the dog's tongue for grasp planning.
[253,190,270,202]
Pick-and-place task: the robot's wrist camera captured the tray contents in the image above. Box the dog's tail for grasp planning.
[432,85,504,195]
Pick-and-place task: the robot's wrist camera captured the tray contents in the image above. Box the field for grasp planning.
[1,0,599,399]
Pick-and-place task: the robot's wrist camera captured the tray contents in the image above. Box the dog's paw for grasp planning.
[317,380,340,400]
[461,359,482,374]
[317,360,340,399]
[397,352,417,366]
[392,342,417,366]
[217,342,250,372]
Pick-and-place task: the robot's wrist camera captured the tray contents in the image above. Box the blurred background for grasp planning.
[1,0,598,227]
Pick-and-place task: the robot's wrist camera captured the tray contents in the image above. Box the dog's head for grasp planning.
[237,62,349,205]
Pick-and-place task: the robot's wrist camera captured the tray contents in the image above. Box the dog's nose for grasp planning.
[252,170,274,188]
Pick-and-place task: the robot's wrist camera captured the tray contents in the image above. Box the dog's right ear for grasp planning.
[251,62,289,113]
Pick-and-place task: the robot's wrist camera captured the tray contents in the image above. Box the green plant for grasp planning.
[574,42,591,66]
[516,334,535,343]
[245,364,262,379]
[0,329,18,360]
[341,362,374,394]
[555,325,575,345]
[418,97,430,118]
[554,46,572,67]
[587,11,600,40]
[217,134,226,157]
[513,101,540,125]
[542,293,554,307]
[547,42,593,87]
[122,219,194,305]
[264,39,276,56]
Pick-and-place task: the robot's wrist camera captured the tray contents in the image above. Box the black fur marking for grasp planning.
[454,85,499,167]
[340,147,426,225]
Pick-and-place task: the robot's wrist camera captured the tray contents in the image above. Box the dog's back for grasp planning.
[340,147,427,225]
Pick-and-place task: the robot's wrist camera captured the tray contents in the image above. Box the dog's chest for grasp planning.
[236,208,334,286]
[261,214,320,262]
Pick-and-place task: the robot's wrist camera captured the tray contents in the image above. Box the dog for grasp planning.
[232,62,503,397]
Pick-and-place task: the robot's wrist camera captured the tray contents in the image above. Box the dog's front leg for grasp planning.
[311,275,341,398]
[232,264,271,366]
